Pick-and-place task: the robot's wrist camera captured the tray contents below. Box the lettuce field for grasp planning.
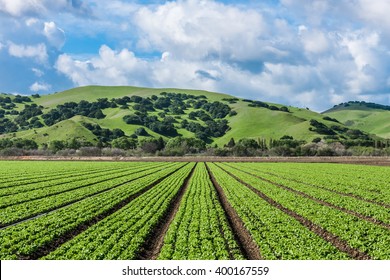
[0,160,389,260]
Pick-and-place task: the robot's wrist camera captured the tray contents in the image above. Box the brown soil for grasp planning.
[224,164,390,230]
[18,164,188,259]
[218,165,371,260]
[2,156,390,166]
[136,163,197,260]
[205,163,262,260]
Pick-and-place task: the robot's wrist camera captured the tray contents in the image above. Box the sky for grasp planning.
[1,0,390,111]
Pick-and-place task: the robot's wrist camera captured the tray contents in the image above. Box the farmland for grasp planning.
[0,161,389,260]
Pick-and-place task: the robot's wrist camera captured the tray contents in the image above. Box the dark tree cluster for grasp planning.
[113,92,224,120]
[188,110,212,121]
[120,92,235,138]
[0,118,18,134]
[123,112,177,136]
[345,129,370,140]
[13,95,32,103]
[0,96,17,111]
[138,137,165,154]
[323,116,340,123]
[0,138,38,150]
[202,101,231,118]
[222,98,239,104]
[335,101,390,111]
[182,119,229,142]
[42,99,110,126]
[83,123,125,143]
[269,136,305,149]
[15,104,44,128]
[245,99,289,112]
[309,119,336,135]
[163,137,206,155]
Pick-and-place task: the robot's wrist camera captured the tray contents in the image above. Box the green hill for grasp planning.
[323,101,390,139]
[0,86,383,148]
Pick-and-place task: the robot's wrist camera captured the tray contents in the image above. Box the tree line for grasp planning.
[2,135,390,157]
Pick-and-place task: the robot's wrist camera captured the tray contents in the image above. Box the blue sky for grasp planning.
[1,0,390,111]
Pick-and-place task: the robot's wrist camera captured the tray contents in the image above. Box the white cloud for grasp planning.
[55,45,149,86]
[25,17,39,26]
[29,81,51,92]
[135,0,266,61]
[43,21,65,49]
[32,67,44,77]
[355,0,390,34]
[300,28,329,54]
[0,0,89,17]
[339,30,390,95]
[160,51,170,62]
[8,42,48,63]
[0,0,47,17]
[2,0,390,111]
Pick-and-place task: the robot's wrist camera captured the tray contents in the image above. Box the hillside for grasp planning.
[324,101,390,139]
[0,86,382,149]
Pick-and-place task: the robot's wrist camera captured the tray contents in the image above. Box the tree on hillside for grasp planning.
[111,137,137,150]
[226,138,236,148]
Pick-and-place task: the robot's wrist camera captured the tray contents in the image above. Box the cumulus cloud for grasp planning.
[8,42,48,63]
[355,0,390,35]
[0,0,45,17]
[55,45,149,86]
[43,21,65,49]
[299,27,329,54]
[339,30,390,95]
[2,0,390,111]
[0,0,90,17]
[25,17,39,26]
[135,0,266,61]
[29,81,51,92]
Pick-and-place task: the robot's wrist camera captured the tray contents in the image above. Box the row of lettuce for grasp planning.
[0,162,388,259]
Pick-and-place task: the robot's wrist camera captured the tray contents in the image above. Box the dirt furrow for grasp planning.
[136,163,197,260]
[218,165,371,260]
[205,163,262,260]
[224,164,390,230]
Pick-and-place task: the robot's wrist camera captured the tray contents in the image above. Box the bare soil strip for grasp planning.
[19,163,188,260]
[205,163,262,260]
[2,156,390,166]
[218,165,371,260]
[136,163,197,260]
[233,165,390,209]
[225,164,390,230]
[0,165,164,209]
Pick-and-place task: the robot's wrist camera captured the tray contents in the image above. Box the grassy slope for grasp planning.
[324,105,390,139]
[2,85,360,145]
[9,116,98,145]
[36,86,231,108]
